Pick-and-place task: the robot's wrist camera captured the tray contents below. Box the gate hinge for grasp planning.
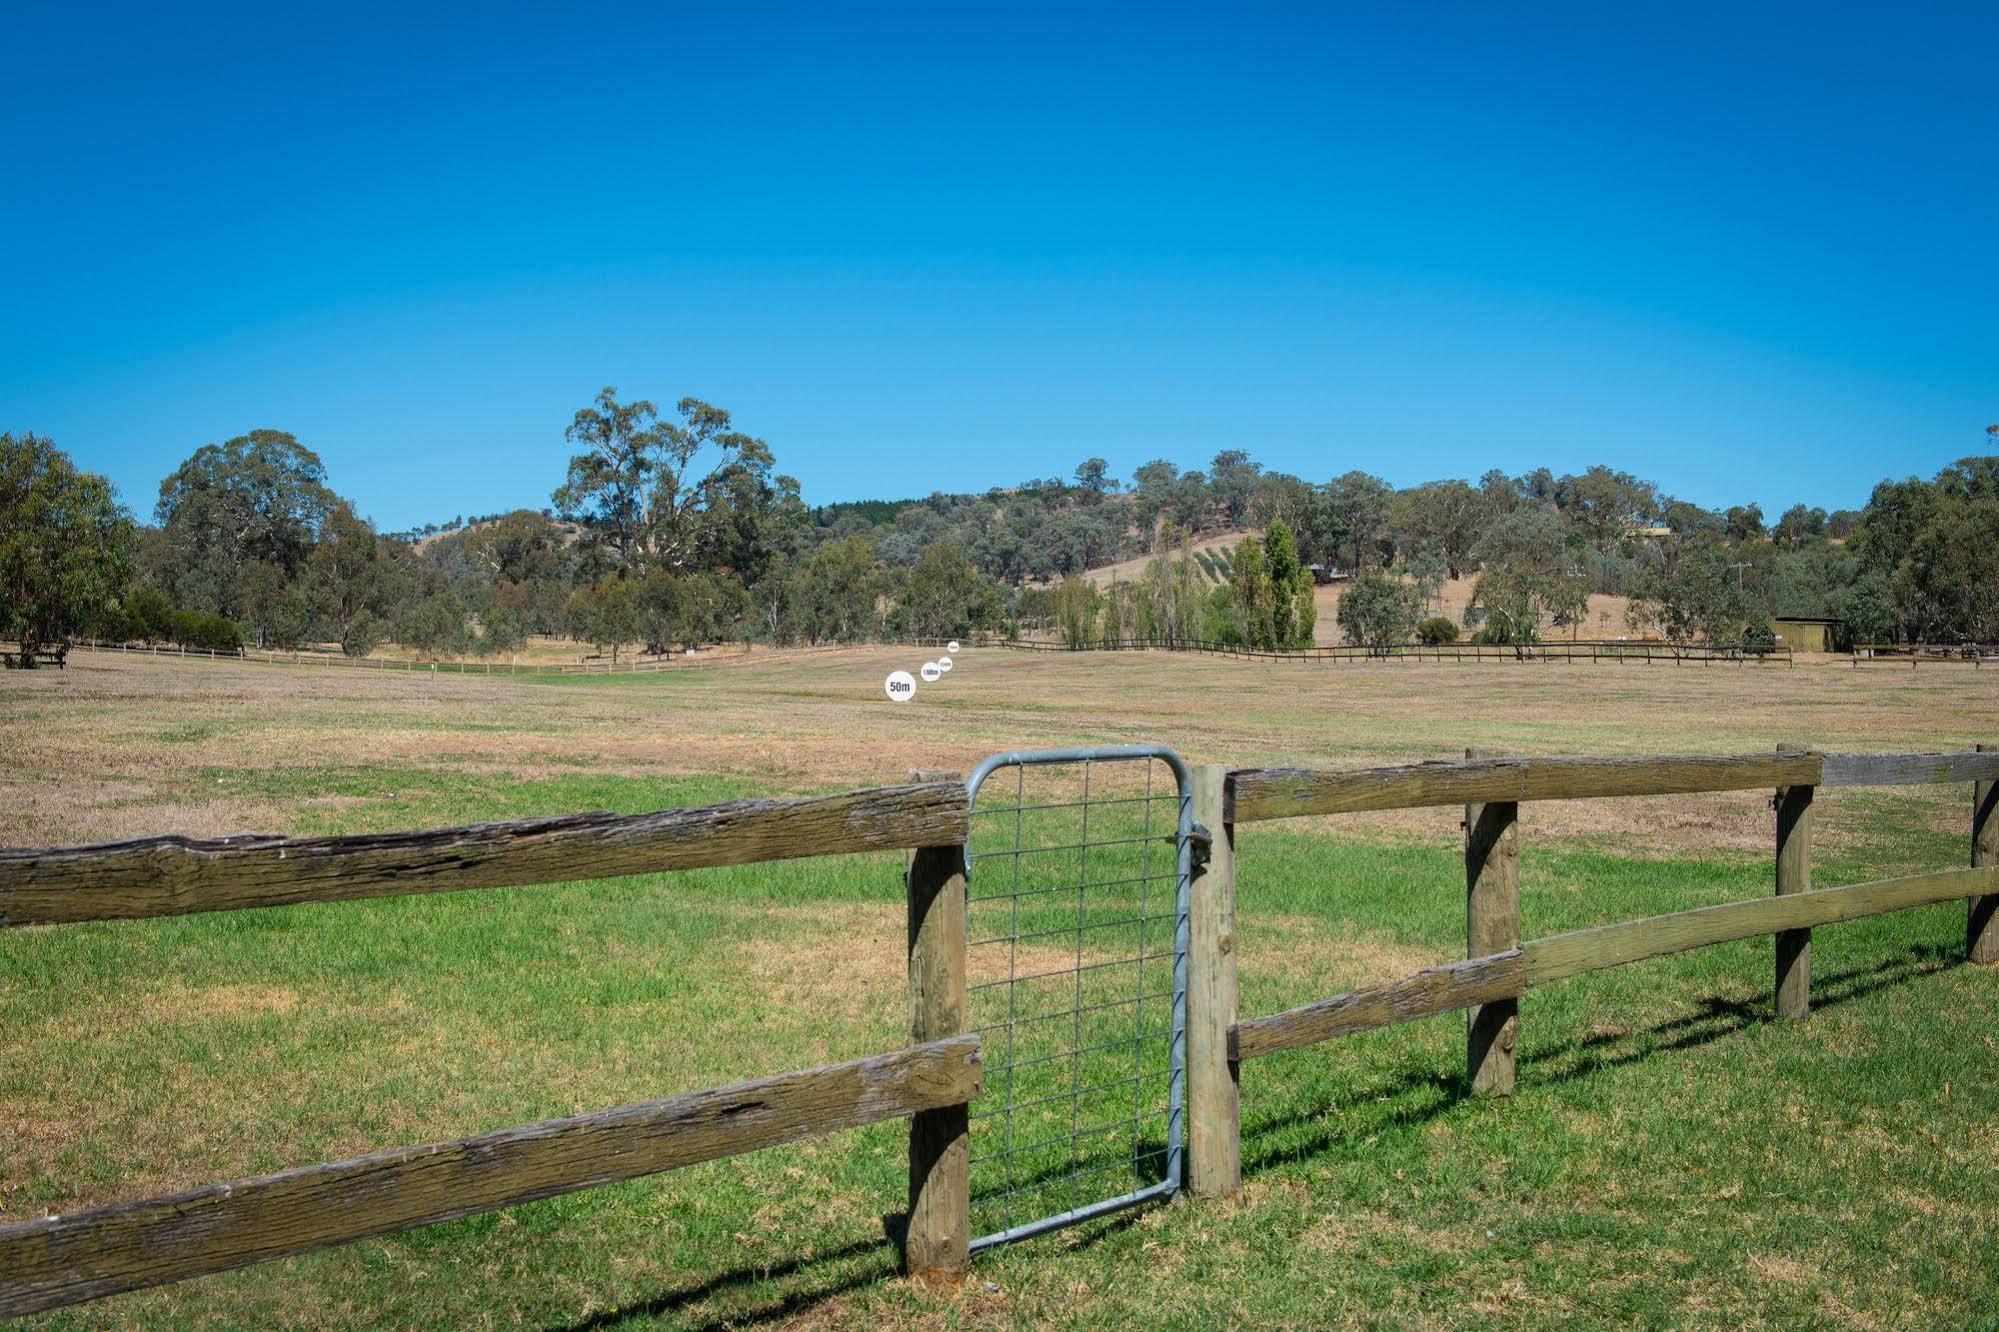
[1188,822,1213,869]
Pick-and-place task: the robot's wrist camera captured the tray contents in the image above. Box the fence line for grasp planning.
[1191,740,1999,1195]
[65,635,1802,678]
[71,639,703,676]
[912,635,1796,665]
[5,744,1995,1313]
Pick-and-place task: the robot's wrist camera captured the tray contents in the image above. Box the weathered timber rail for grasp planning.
[1230,866,1996,1060]
[1225,750,1998,822]
[0,783,966,926]
[0,1037,981,1319]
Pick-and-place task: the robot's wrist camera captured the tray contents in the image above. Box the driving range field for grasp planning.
[4,648,1998,1328]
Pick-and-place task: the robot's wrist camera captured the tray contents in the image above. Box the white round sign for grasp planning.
[920,661,943,682]
[947,640,961,654]
[937,656,953,672]
[884,670,916,702]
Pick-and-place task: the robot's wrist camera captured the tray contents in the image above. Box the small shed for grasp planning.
[1771,616,1842,653]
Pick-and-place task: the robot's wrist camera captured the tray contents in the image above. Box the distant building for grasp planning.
[1771,616,1843,653]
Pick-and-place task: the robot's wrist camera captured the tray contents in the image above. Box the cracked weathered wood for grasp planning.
[1774,742,1814,1021]
[1227,753,1824,823]
[904,827,970,1283]
[0,783,969,927]
[1821,750,1999,788]
[1231,865,1999,1061]
[1226,749,1999,825]
[1972,744,1998,964]
[0,1035,982,1318]
[1464,746,1519,1096]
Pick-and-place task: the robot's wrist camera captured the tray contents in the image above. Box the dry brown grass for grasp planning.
[3,647,1993,851]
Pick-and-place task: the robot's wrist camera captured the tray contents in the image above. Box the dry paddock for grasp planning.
[2,645,1993,855]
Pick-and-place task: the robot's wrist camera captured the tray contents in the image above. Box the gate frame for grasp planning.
[960,744,1196,1251]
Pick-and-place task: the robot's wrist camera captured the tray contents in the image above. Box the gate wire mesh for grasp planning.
[964,746,1190,1250]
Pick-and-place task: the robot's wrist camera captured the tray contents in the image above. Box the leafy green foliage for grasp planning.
[0,433,132,661]
[153,429,338,632]
[1416,615,1460,645]
[1337,569,1421,653]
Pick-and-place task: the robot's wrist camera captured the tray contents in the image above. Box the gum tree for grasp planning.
[0,434,132,664]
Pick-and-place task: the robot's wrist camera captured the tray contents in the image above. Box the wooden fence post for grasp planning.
[1188,764,1240,1197]
[1465,746,1519,1097]
[1774,742,1814,1019]
[1971,743,1998,965]
[905,810,970,1284]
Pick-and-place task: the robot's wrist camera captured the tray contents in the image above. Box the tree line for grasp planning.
[3,396,1995,665]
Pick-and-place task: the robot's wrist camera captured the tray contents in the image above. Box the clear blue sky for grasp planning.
[4,1,1993,531]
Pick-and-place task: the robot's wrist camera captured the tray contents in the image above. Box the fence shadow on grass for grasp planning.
[1239,941,1958,1177]
[548,1232,893,1332]
[587,947,1962,1329]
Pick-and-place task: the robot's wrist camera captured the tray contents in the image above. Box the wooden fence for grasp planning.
[1191,744,1998,1193]
[3,746,1994,1313]
[917,635,1797,666]
[72,639,705,676]
[67,635,1799,680]
[0,784,983,1317]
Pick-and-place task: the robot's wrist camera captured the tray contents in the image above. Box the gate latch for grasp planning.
[1188,822,1213,869]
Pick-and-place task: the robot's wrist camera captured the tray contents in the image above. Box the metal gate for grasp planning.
[963,745,1192,1249]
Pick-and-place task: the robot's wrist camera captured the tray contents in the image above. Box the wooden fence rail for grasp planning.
[0,1037,982,1319]
[1229,867,1997,1060]
[1226,749,1999,823]
[0,783,967,927]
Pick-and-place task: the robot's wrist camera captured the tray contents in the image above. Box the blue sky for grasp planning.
[4,1,1993,530]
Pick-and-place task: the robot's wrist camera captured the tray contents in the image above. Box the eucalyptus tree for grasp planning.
[0,433,132,662]
[154,429,337,619]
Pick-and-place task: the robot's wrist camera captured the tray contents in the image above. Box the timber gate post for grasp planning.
[1774,742,1815,1019]
[1465,745,1520,1096]
[1188,764,1241,1196]
[1972,744,1998,965]
[904,770,970,1285]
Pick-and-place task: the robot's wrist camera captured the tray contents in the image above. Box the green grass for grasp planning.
[6,773,1996,1328]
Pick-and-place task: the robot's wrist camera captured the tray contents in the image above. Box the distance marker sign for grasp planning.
[920,661,942,682]
[884,670,916,702]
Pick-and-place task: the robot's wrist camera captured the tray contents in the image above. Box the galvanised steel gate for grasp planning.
[963,745,1193,1249]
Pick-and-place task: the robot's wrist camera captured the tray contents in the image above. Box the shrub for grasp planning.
[1416,615,1460,645]
[167,610,244,651]
[341,610,383,658]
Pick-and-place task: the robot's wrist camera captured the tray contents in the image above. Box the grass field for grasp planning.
[4,649,1997,1328]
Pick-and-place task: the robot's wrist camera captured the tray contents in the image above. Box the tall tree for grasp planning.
[1072,457,1118,499]
[0,434,133,663]
[554,390,785,574]
[154,430,337,619]
[552,388,663,566]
